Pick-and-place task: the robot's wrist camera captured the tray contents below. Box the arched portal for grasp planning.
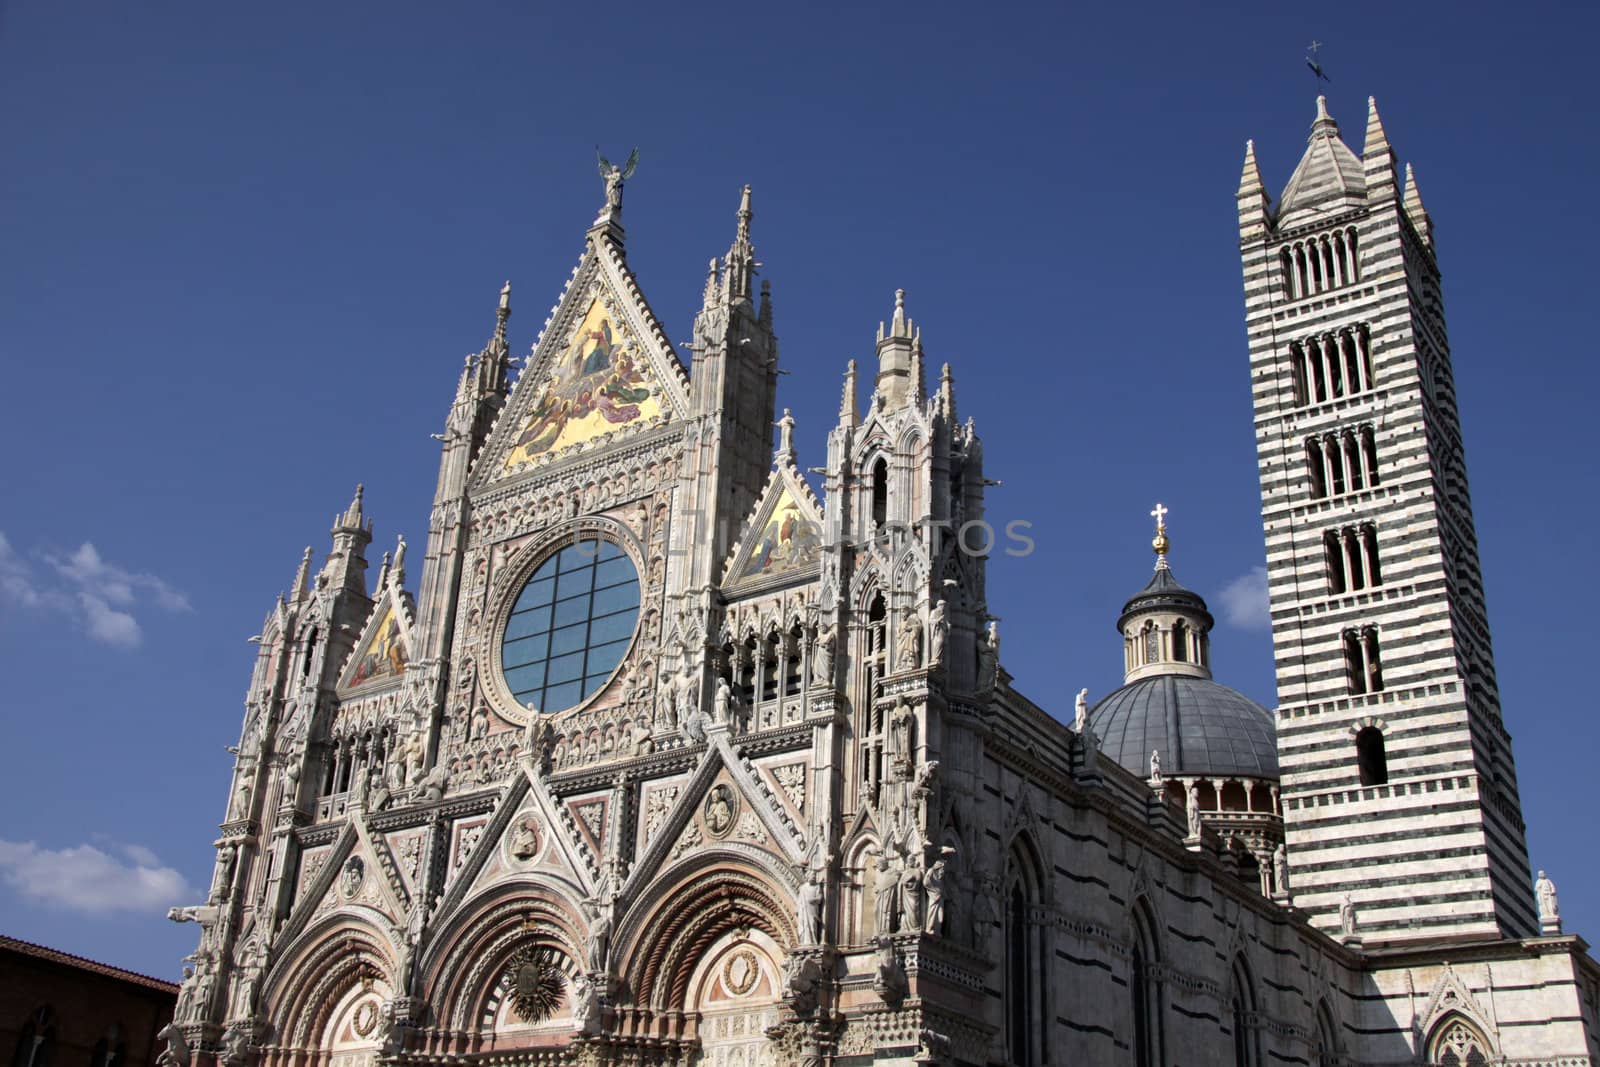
[321,978,392,1067]
[684,928,784,1066]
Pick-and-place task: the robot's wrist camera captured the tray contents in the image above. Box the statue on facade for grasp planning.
[873,855,899,936]
[900,865,925,932]
[811,622,836,686]
[1273,844,1289,895]
[797,872,824,945]
[1148,749,1162,788]
[976,619,999,691]
[210,845,237,902]
[1339,893,1357,937]
[583,901,612,973]
[228,779,252,822]
[673,658,699,729]
[897,612,923,670]
[713,676,732,725]
[928,601,949,666]
[399,730,425,785]
[155,1023,190,1067]
[570,972,602,1035]
[1186,788,1203,840]
[782,952,821,1014]
[1536,870,1561,928]
[1074,688,1090,733]
[873,938,907,1002]
[596,148,639,214]
[888,698,913,766]
[924,848,953,934]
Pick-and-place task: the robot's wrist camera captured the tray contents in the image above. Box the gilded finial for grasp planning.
[1150,502,1170,568]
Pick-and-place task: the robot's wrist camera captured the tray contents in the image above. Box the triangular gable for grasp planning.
[337,587,414,693]
[477,233,690,485]
[723,465,823,589]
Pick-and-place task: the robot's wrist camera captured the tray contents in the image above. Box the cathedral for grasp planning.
[163,97,1600,1066]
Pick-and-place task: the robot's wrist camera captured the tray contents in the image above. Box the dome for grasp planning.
[1089,675,1278,780]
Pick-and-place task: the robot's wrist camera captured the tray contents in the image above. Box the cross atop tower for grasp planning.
[1150,503,1170,569]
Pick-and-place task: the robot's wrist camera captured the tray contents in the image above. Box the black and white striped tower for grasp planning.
[1238,96,1537,943]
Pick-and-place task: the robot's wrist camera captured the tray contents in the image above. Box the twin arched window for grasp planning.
[11,1007,56,1067]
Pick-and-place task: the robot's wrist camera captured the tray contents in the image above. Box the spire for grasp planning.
[725,184,756,302]
[1362,96,1398,199]
[702,258,722,309]
[759,278,773,330]
[840,359,859,427]
[374,551,391,592]
[1237,139,1272,240]
[495,280,511,344]
[910,334,926,406]
[337,485,366,533]
[1402,162,1434,250]
[873,290,918,409]
[1277,96,1366,228]
[290,546,313,603]
[938,362,957,423]
[1150,502,1171,571]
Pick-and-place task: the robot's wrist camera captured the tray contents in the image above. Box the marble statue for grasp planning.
[1339,893,1357,936]
[897,612,923,670]
[924,849,953,934]
[1537,870,1560,927]
[900,865,925,932]
[928,601,949,666]
[811,622,836,685]
[797,873,824,945]
[873,855,899,935]
[1074,687,1089,733]
[1273,844,1289,895]
[584,903,612,973]
[714,676,732,724]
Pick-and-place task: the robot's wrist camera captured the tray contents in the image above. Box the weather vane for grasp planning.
[1305,40,1331,84]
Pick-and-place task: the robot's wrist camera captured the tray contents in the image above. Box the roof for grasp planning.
[1276,96,1366,230]
[1088,675,1279,780]
[1118,565,1213,631]
[0,934,180,993]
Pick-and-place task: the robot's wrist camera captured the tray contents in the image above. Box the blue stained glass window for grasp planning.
[501,539,639,713]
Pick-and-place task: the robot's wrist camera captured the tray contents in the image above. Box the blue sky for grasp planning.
[2,1,1596,978]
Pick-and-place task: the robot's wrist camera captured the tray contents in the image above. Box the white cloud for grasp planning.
[1218,566,1271,629]
[0,532,191,648]
[0,839,196,916]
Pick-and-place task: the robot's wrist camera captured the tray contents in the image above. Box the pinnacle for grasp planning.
[1363,96,1391,159]
[1238,139,1265,196]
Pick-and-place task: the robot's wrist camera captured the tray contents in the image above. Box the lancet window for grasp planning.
[1279,227,1361,300]
[1289,325,1375,407]
[1356,726,1388,786]
[1343,626,1385,695]
[1306,426,1379,499]
[1324,523,1382,594]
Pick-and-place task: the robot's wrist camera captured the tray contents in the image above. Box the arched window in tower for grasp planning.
[1362,524,1382,586]
[1430,1015,1491,1067]
[1356,726,1388,786]
[784,623,804,697]
[1343,630,1367,695]
[1306,438,1328,498]
[1143,623,1159,666]
[1345,227,1361,282]
[1363,627,1384,692]
[1325,530,1348,594]
[1230,958,1255,1067]
[1280,249,1296,300]
[1172,620,1188,662]
[1360,426,1380,487]
[871,457,888,531]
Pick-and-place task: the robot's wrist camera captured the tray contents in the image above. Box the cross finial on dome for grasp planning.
[1150,502,1171,569]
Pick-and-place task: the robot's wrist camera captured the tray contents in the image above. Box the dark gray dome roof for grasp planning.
[1088,675,1278,779]
[1118,565,1214,631]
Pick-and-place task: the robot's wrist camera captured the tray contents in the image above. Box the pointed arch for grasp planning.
[1002,830,1047,1066]
[1128,895,1165,1067]
[420,878,589,1034]
[1313,998,1340,1067]
[613,849,797,1014]
[1229,954,1257,1067]
[1427,1012,1492,1066]
[260,914,398,1054]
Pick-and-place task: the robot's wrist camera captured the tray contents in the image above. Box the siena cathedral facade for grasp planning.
[166,97,1599,1066]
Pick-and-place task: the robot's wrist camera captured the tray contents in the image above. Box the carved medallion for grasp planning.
[704,784,739,839]
[722,949,760,996]
[507,815,542,863]
[352,1000,379,1038]
[339,857,364,900]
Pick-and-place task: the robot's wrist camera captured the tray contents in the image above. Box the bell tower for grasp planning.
[1239,96,1536,942]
